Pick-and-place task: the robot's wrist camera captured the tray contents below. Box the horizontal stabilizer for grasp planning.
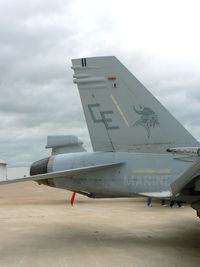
[171,159,200,196]
[0,162,124,185]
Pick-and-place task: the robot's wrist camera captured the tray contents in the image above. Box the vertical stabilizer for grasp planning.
[71,56,199,153]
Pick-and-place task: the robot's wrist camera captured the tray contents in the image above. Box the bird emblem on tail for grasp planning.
[133,105,159,138]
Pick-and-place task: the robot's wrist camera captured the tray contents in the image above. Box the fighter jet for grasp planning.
[1,56,200,218]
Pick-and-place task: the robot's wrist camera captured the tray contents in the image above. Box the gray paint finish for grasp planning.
[1,56,200,217]
[72,56,199,153]
[51,151,195,197]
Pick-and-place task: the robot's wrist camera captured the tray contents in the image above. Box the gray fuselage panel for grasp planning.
[51,152,195,197]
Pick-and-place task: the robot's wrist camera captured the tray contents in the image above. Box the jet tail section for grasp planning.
[71,56,199,153]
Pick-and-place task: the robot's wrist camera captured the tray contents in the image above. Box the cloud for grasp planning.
[0,0,200,166]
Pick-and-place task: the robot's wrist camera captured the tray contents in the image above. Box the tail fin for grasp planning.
[71,56,198,153]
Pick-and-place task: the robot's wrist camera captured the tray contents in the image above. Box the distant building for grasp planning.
[0,158,29,181]
[7,166,30,180]
[0,158,7,181]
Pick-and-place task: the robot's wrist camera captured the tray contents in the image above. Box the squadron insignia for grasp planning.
[133,105,159,138]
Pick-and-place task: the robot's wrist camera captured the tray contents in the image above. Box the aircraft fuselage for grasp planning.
[32,152,196,199]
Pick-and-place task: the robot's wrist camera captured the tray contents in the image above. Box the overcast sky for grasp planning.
[0,0,200,166]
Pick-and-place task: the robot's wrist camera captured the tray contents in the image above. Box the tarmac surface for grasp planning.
[0,182,199,267]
